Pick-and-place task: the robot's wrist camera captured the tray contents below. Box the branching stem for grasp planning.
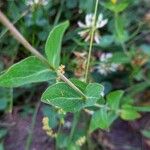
[0,10,86,99]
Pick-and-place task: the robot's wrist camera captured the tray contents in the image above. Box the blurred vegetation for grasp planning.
[0,0,150,149]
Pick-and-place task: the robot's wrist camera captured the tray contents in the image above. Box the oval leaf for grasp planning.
[89,107,109,132]
[120,109,141,121]
[41,82,104,112]
[106,90,124,110]
[45,21,69,68]
[0,56,56,87]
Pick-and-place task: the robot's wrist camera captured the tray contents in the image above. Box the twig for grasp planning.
[0,10,86,99]
[0,10,28,39]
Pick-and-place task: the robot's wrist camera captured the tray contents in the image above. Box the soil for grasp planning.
[3,106,55,150]
[2,106,150,150]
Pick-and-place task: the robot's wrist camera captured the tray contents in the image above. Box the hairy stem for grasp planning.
[84,0,99,82]
[0,10,86,99]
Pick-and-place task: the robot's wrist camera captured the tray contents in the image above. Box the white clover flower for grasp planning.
[78,13,108,44]
[95,53,120,76]
[26,0,48,6]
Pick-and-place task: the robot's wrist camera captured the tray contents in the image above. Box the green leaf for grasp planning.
[114,14,128,43]
[100,35,114,48]
[85,83,104,98]
[66,0,77,9]
[41,82,104,112]
[108,52,131,64]
[0,143,4,150]
[101,2,129,13]
[56,133,69,149]
[120,108,141,121]
[0,56,56,87]
[89,107,109,132]
[70,78,88,92]
[107,90,124,110]
[141,130,150,138]
[42,105,61,128]
[45,21,69,68]
[132,106,150,112]
[0,129,7,139]
[0,100,7,111]
[127,82,150,97]
[0,88,12,111]
[79,0,94,13]
[140,44,150,55]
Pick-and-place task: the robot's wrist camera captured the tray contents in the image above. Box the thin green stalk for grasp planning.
[8,89,13,113]
[68,112,80,147]
[85,0,99,82]
[121,41,129,57]
[53,0,65,26]
[0,10,87,100]
[57,71,86,99]
[25,102,41,150]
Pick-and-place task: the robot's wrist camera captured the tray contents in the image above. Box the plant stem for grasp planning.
[53,0,65,26]
[8,88,13,113]
[84,0,99,82]
[68,112,80,147]
[0,10,28,39]
[25,102,41,150]
[0,10,86,99]
[57,71,86,99]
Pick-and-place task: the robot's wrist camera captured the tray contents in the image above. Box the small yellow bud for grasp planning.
[111,0,117,4]
[46,130,53,136]
[42,125,49,131]
[75,136,86,146]
[57,65,66,81]
[58,108,66,115]
[42,117,57,138]
[42,117,49,124]
[58,65,65,74]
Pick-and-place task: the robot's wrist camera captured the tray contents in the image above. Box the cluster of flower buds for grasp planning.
[42,117,57,138]
[57,65,65,81]
[57,108,66,115]
[75,136,86,146]
[58,65,65,74]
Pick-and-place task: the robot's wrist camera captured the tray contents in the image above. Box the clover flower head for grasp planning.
[95,53,120,75]
[26,0,48,6]
[78,13,108,44]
